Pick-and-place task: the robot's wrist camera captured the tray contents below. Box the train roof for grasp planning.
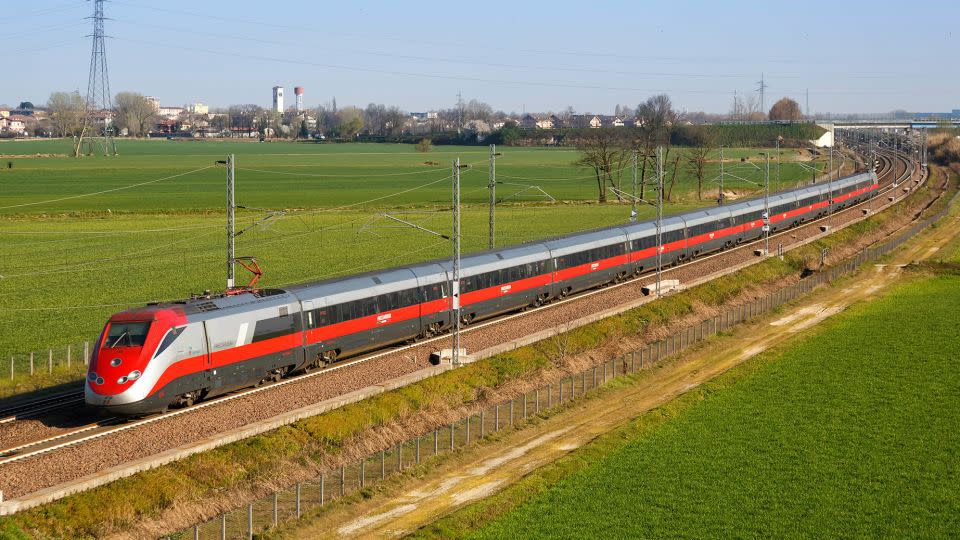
[542,227,627,257]
[682,206,733,227]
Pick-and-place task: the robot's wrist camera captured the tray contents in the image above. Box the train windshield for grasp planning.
[104,322,151,348]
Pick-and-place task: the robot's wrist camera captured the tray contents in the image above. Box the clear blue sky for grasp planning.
[4,0,957,115]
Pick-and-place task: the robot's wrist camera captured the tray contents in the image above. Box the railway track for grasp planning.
[0,148,919,473]
[0,387,84,425]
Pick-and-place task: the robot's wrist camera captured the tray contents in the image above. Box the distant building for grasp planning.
[2,115,29,134]
[157,106,184,119]
[570,114,602,129]
[187,102,208,115]
[145,96,161,112]
[272,86,284,113]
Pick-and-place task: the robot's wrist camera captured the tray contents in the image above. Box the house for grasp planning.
[520,114,558,129]
[0,109,10,118]
[570,114,602,129]
[3,115,30,134]
[598,115,625,127]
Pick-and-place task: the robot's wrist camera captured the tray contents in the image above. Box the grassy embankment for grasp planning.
[0,166,941,540]
[0,140,822,376]
[427,259,960,539]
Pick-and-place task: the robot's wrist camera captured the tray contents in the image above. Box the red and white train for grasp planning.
[86,171,878,415]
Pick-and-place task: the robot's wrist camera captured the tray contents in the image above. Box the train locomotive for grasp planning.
[86,171,878,415]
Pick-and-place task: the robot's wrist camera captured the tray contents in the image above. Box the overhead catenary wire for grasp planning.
[0,165,216,211]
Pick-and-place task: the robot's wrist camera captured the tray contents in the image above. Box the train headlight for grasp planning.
[117,376,128,384]
[110,358,122,367]
[127,370,141,381]
[88,372,98,382]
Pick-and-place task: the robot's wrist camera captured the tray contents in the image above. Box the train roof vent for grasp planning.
[195,301,219,312]
[371,277,382,284]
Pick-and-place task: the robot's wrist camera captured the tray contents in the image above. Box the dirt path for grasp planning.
[281,190,960,540]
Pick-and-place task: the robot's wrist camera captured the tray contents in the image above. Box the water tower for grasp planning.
[294,86,304,113]
[272,86,284,112]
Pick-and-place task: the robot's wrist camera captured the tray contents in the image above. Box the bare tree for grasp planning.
[47,91,86,137]
[687,130,713,201]
[768,97,803,122]
[574,131,627,203]
[114,92,157,136]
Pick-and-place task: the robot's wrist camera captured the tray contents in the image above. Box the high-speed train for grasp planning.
[85,171,878,415]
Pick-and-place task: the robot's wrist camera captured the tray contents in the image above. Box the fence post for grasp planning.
[221,513,226,540]
[340,465,345,497]
[360,459,365,488]
[509,400,514,426]
[296,483,302,518]
[397,443,403,470]
[67,345,71,369]
[84,341,89,365]
[48,349,52,374]
[193,524,199,540]
[320,473,325,505]
[30,352,33,375]
[480,410,485,438]
[416,436,421,464]
[593,367,597,388]
[523,393,528,419]
[559,380,564,403]
[495,404,500,431]
[548,384,552,408]
[603,363,607,383]
[450,423,455,449]
[434,429,439,455]
[9,357,12,380]
[466,417,470,444]
[535,389,540,413]
[273,492,278,526]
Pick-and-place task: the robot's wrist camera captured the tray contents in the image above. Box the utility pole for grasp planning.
[718,145,724,204]
[655,146,664,297]
[488,144,501,249]
[451,159,462,367]
[226,154,236,289]
[828,144,834,229]
[776,136,782,191]
[630,150,638,221]
[805,88,810,120]
[764,153,770,256]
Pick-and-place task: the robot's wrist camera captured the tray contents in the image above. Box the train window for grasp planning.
[152,326,185,358]
[662,229,684,243]
[633,235,657,251]
[252,315,295,343]
[421,283,445,302]
[105,321,151,348]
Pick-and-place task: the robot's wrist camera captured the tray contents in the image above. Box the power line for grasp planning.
[0,165,215,210]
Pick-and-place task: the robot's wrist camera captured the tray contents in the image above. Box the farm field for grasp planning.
[468,274,960,539]
[0,140,826,355]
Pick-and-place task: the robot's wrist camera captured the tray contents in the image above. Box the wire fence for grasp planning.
[6,341,91,382]
[171,189,955,540]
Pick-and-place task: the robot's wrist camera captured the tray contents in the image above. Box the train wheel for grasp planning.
[322,350,339,365]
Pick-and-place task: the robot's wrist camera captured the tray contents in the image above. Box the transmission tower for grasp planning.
[85,0,117,155]
[756,73,768,116]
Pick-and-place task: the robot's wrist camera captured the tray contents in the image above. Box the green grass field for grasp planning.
[0,139,825,356]
[466,274,960,539]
